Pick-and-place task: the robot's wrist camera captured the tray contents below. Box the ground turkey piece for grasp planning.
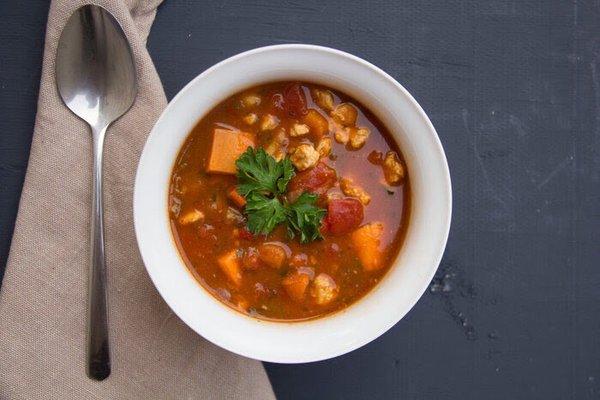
[241,94,261,107]
[290,123,310,137]
[334,125,350,144]
[260,114,279,131]
[290,144,319,171]
[316,137,332,157]
[349,127,370,149]
[382,151,405,184]
[311,273,339,305]
[264,128,287,161]
[243,113,258,125]
[340,177,371,205]
[330,103,357,126]
[312,88,335,111]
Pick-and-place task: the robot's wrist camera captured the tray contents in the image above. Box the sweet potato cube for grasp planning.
[177,209,205,225]
[258,243,288,269]
[282,273,310,302]
[351,222,384,271]
[206,128,256,174]
[217,250,243,286]
[302,109,329,138]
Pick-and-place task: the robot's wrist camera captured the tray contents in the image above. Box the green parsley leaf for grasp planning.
[244,192,288,235]
[235,148,326,242]
[236,148,295,197]
[278,157,295,194]
[285,193,327,243]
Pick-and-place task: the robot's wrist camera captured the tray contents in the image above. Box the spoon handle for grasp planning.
[87,124,111,380]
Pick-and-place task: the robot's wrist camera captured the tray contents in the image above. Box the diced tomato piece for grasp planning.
[320,218,330,235]
[282,83,307,118]
[325,198,364,235]
[287,162,337,201]
[238,227,253,240]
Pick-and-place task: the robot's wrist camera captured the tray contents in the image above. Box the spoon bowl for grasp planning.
[57,5,136,128]
[56,4,137,380]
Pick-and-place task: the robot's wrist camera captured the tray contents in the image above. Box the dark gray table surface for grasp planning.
[1,1,599,399]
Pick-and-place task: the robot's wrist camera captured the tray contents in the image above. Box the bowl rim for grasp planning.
[134,43,452,363]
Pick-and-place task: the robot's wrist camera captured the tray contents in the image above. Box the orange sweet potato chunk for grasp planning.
[351,222,384,271]
[206,128,256,174]
[258,243,287,269]
[217,250,242,286]
[302,109,329,138]
[282,273,310,302]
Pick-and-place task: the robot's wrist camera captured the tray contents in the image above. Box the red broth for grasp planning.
[169,81,410,321]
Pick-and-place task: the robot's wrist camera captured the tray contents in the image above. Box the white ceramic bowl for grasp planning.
[134,44,451,363]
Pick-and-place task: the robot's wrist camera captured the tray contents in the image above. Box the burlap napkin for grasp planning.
[0,1,275,398]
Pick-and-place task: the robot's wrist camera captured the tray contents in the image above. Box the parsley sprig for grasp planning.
[244,193,288,235]
[236,148,294,197]
[235,148,326,243]
[286,192,327,243]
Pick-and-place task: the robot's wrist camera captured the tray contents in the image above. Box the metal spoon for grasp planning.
[56,5,137,381]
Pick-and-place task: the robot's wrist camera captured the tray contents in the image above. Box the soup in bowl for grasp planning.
[170,81,410,321]
[134,45,451,362]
